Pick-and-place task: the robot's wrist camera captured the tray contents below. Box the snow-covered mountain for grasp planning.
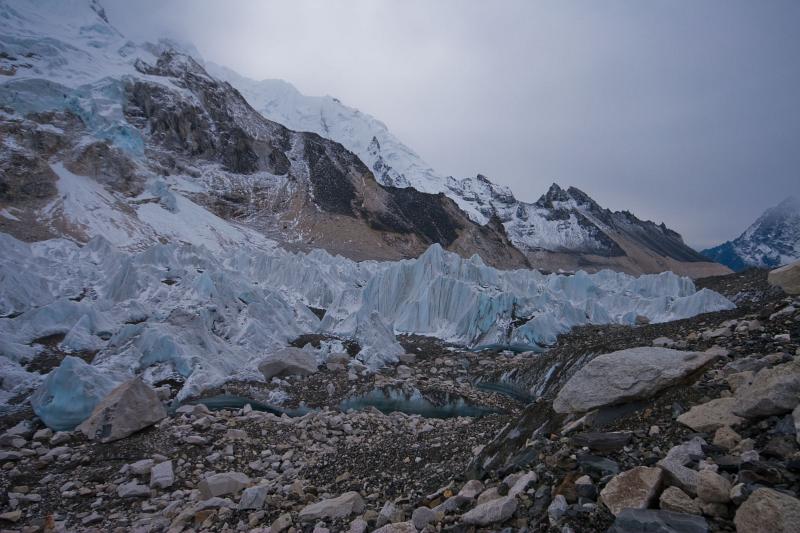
[0,0,527,269]
[702,196,800,271]
[211,64,730,277]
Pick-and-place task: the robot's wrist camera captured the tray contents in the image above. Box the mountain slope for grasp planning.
[0,0,528,269]
[211,65,730,277]
[1,0,728,277]
[702,197,800,271]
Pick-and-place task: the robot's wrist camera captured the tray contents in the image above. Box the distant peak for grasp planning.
[535,183,568,207]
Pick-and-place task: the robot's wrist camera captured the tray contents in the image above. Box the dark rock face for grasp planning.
[302,133,360,217]
[0,152,57,203]
[372,187,462,247]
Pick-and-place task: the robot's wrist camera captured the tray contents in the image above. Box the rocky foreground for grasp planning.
[1,267,799,532]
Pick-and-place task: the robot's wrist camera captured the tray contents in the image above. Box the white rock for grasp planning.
[238,484,269,510]
[198,472,250,499]
[554,348,718,414]
[299,491,366,522]
[150,460,174,489]
[461,495,517,526]
[117,481,150,498]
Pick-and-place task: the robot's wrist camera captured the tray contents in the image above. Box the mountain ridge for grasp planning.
[210,63,729,277]
[0,0,729,277]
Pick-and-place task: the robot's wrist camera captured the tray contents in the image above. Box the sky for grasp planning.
[104,0,800,250]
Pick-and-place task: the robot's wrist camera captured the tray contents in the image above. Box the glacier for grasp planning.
[0,229,734,430]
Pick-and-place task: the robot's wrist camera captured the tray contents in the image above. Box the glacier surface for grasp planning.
[1,230,734,430]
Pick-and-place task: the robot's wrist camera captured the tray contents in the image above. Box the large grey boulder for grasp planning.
[77,378,166,443]
[768,260,800,295]
[299,491,365,522]
[553,348,717,414]
[461,495,517,526]
[733,359,800,418]
[600,466,663,516]
[258,347,319,380]
[734,488,800,533]
[609,509,708,533]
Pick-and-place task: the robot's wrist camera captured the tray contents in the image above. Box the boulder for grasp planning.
[548,494,568,525]
[659,486,700,515]
[507,471,537,498]
[299,492,365,522]
[733,359,800,418]
[553,348,717,414]
[712,426,742,450]
[150,460,174,489]
[734,488,800,533]
[77,378,166,442]
[117,481,150,498]
[198,472,250,499]
[600,466,664,516]
[696,470,731,503]
[657,438,706,496]
[411,507,437,530]
[461,496,517,526]
[609,509,709,533]
[768,260,800,295]
[238,484,269,510]
[676,398,745,433]
[258,347,319,380]
[458,480,484,499]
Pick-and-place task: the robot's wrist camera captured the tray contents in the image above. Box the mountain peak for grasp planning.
[702,196,800,271]
[535,183,570,207]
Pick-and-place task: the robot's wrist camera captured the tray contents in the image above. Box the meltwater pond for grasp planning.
[339,388,501,418]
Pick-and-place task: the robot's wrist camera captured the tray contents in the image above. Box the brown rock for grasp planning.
[600,466,663,516]
[734,488,800,533]
[712,426,742,451]
[658,486,701,515]
[696,470,731,504]
[676,398,744,433]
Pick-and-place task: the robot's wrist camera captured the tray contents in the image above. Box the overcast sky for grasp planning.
[104,0,800,250]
